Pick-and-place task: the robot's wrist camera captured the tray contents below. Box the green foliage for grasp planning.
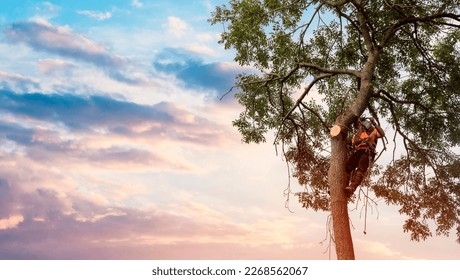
[210,0,460,243]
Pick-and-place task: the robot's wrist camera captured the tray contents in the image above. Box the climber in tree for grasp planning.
[345,117,385,198]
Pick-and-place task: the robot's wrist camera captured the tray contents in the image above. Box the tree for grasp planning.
[210,0,460,259]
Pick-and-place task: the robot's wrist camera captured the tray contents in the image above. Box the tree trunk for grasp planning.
[328,124,355,259]
[327,53,378,259]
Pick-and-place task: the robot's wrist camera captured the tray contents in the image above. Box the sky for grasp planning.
[0,0,458,260]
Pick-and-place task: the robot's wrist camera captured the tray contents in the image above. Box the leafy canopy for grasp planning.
[210,0,460,243]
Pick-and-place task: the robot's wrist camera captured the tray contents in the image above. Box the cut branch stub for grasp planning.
[330,125,342,137]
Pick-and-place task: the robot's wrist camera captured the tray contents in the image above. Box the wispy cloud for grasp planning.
[1,19,150,85]
[0,90,231,145]
[37,59,77,75]
[0,71,40,92]
[184,43,217,56]
[0,91,163,131]
[3,19,126,68]
[77,10,112,21]
[355,239,415,260]
[33,2,61,20]
[131,0,144,8]
[41,2,60,13]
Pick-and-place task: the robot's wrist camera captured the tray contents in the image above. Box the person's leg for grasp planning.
[346,150,362,173]
[346,152,369,197]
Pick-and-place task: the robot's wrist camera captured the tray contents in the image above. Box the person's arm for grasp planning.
[352,126,364,145]
[352,133,361,145]
[370,117,385,138]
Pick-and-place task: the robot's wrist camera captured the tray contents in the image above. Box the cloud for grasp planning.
[0,91,231,144]
[131,0,144,8]
[42,2,60,12]
[77,10,112,21]
[0,71,40,92]
[0,215,24,230]
[0,90,233,169]
[0,177,319,259]
[167,16,189,38]
[1,19,148,85]
[3,19,126,69]
[152,48,253,97]
[184,43,217,56]
[33,2,61,20]
[20,138,191,172]
[355,239,415,260]
[0,90,171,132]
[203,0,213,10]
[37,59,77,75]
[4,20,126,67]
[196,33,215,42]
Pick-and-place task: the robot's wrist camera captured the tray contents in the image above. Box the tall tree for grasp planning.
[210,0,460,259]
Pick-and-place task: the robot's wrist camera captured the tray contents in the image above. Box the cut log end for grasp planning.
[330,125,342,137]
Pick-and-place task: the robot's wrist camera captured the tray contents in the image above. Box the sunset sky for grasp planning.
[0,0,458,260]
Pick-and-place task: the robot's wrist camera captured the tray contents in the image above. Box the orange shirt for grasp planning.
[353,129,381,151]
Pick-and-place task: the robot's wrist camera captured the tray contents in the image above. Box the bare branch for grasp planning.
[291,3,324,39]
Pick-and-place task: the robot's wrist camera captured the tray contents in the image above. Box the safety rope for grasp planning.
[361,139,385,235]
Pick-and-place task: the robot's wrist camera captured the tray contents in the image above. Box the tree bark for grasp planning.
[328,130,355,259]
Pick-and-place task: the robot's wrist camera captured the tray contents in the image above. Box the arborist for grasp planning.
[345,116,385,198]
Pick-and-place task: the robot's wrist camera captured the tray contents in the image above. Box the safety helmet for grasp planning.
[360,117,373,131]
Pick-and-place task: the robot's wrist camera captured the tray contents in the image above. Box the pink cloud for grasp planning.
[0,181,326,259]
[4,19,125,68]
[37,59,77,75]
[2,19,149,85]
[0,215,24,230]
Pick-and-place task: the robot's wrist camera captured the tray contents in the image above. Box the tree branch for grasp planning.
[220,73,286,101]
[300,102,330,131]
[334,6,361,35]
[274,72,333,144]
[297,62,362,77]
[292,3,324,41]
[372,89,430,112]
[282,73,333,124]
[352,1,377,53]
[380,13,460,48]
